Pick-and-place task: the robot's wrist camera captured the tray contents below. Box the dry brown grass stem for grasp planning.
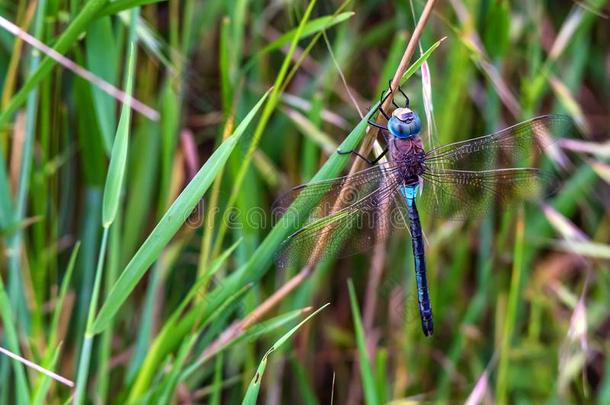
[353,0,438,173]
[200,0,439,369]
[346,1,438,403]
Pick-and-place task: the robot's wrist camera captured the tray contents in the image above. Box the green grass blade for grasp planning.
[0,277,30,403]
[241,303,329,405]
[400,37,445,85]
[183,307,312,379]
[155,333,199,403]
[0,0,110,129]
[210,354,224,405]
[73,227,109,405]
[74,23,138,403]
[46,242,80,349]
[101,42,136,228]
[121,121,160,263]
[96,207,124,402]
[290,358,319,405]
[98,0,164,18]
[0,150,13,229]
[254,12,354,59]
[31,343,64,405]
[85,17,118,153]
[92,89,270,335]
[347,279,378,405]
[496,208,525,403]
[212,0,317,256]
[129,278,253,401]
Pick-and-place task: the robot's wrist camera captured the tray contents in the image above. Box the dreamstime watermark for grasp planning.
[183,185,413,232]
[185,201,270,230]
[184,184,424,327]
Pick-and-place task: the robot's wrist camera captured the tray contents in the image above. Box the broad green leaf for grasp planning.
[91,89,270,334]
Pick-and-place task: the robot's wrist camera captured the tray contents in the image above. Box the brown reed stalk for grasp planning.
[345,1,438,403]
[199,0,439,368]
[361,0,439,357]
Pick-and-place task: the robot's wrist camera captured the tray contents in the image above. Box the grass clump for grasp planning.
[0,1,608,403]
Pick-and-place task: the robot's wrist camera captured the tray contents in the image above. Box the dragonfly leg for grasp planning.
[389,79,411,107]
[396,84,410,107]
[367,119,388,131]
[336,147,388,165]
[377,97,391,120]
[376,85,395,119]
[369,147,389,164]
[379,106,390,120]
[385,79,400,109]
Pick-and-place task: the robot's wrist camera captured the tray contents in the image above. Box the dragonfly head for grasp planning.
[388,108,421,139]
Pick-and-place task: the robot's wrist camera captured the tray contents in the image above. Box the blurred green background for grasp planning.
[0,0,608,403]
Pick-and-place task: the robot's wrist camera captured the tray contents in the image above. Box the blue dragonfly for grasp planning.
[274,85,571,336]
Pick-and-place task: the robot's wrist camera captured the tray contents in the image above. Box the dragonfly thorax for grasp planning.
[390,136,426,185]
[388,108,422,139]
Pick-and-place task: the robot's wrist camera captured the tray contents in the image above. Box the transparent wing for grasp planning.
[274,168,409,269]
[420,168,545,218]
[424,114,572,170]
[272,162,402,222]
[419,115,573,218]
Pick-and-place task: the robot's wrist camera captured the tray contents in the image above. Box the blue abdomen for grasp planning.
[400,185,433,336]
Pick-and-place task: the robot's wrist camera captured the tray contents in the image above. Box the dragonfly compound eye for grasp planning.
[389,108,422,138]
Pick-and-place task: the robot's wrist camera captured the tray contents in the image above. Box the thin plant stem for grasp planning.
[353,0,438,174]
[496,207,525,404]
[73,226,109,405]
[211,1,317,259]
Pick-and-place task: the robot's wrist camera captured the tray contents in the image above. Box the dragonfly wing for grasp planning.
[424,115,573,170]
[275,170,408,269]
[273,162,401,222]
[420,168,544,218]
[419,115,573,218]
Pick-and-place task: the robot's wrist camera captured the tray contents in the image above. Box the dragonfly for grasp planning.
[273,84,571,337]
